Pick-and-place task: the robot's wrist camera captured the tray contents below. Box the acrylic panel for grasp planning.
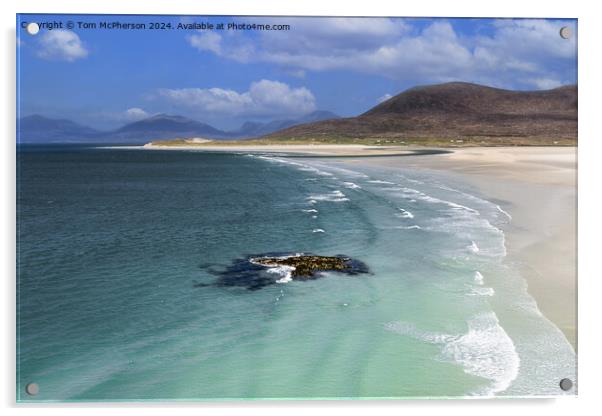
[16,14,577,401]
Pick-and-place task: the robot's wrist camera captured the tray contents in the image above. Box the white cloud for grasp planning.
[187,17,410,69]
[377,93,393,103]
[187,18,576,89]
[356,21,473,80]
[187,31,222,54]
[527,78,563,90]
[37,30,88,61]
[123,107,149,121]
[257,17,410,56]
[157,80,316,117]
[487,19,577,60]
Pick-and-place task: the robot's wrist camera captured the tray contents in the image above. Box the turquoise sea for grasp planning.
[17,146,576,401]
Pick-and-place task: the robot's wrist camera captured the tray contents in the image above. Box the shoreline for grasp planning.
[139,143,447,157]
[345,147,577,349]
[139,142,575,156]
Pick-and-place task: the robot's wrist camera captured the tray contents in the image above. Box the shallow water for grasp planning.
[17,146,576,400]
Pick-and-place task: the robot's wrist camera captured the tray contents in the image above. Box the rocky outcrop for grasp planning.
[251,255,356,278]
[194,253,370,290]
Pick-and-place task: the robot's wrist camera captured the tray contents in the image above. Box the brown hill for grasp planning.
[263,82,577,145]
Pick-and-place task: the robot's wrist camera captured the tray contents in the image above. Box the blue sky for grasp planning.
[17,14,577,130]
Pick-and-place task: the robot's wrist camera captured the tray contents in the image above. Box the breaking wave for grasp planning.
[307,190,349,203]
[385,312,520,396]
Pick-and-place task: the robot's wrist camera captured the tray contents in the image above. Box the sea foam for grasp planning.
[474,271,484,285]
[265,265,295,283]
[255,156,334,177]
[385,311,520,396]
[393,225,422,230]
[396,208,414,219]
[343,182,362,189]
[307,190,349,203]
[250,254,305,284]
[469,287,495,297]
[468,241,480,253]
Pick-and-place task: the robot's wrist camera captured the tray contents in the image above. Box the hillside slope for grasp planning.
[263,82,577,145]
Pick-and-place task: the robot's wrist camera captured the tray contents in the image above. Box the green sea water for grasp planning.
[16,146,576,401]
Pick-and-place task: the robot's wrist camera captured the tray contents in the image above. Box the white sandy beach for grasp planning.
[142,143,577,348]
[143,143,423,157]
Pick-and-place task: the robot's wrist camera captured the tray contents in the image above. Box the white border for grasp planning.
[2,1,601,415]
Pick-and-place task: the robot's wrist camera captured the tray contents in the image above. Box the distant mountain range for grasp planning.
[17,111,341,144]
[18,115,102,143]
[229,111,340,138]
[264,82,577,144]
[18,82,578,145]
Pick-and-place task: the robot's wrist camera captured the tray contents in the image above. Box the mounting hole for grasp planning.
[26,22,40,35]
[559,26,572,40]
[25,382,39,396]
[559,378,573,391]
